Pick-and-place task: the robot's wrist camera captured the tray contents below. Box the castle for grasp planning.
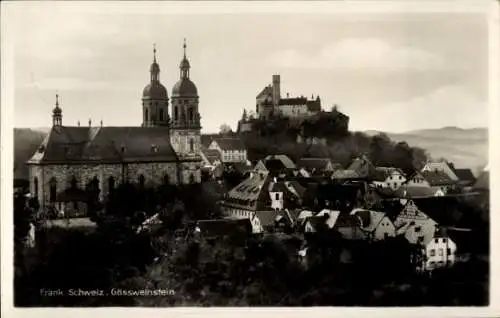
[27,40,202,211]
[256,74,322,120]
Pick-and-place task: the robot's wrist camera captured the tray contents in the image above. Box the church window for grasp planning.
[159,109,164,121]
[33,177,39,197]
[188,108,194,121]
[108,176,115,193]
[163,174,170,185]
[174,107,178,121]
[139,174,145,187]
[189,174,195,184]
[49,177,57,202]
[190,139,194,152]
[70,176,77,188]
[145,109,149,121]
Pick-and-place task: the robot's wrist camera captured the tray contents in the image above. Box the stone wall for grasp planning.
[29,161,179,210]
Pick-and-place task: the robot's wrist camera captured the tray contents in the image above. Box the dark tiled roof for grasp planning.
[264,155,296,169]
[225,162,253,174]
[278,97,307,106]
[214,138,246,151]
[224,171,271,211]
[454,169,476,183]
[304,215,329,231]
[334,213,360,228]
[421,170,456,186]
[347,155,374,172]
[255,210,280,227]
[395,186,441,198]
[28,126,178,164]
[297,157,337,172]
[197,218,252,238]
[201,134,219,148]
[201,148,222,164]
[332,169,360,180]
[412,197,472,228]
[285,180,306,198]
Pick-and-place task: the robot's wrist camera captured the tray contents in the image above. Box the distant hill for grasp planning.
[14,128,47,180]
[364,127,488,173]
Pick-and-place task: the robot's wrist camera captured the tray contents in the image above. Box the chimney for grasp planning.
[100,119,103,127]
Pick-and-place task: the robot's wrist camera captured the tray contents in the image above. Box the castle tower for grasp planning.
[142,44,170,127]
[52,93,62,126]
[272,74,281,111]
[170,39,202,184]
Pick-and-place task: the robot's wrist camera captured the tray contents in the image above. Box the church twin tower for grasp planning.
[142,40,201,160]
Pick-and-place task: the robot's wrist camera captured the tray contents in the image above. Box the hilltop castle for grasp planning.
[27,40,202,211]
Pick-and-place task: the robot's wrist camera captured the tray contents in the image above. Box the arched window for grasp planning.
[108,176,115,193]
[70,176,78,189]
[189,139,194,152]
[174,107,178,121]
[159,108,164,121]
[91,176,99,190]
[145,109,149,122]
[138,174,145,187]
[188,108,194,121]
[49,177,57,202]
[33,177,39,197]
[189,174,195,184]
[163,174,169,185]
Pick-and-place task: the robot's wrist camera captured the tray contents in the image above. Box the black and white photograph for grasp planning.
[1,0,499,315]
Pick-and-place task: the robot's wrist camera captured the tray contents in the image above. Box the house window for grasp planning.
[138,175,145,187]
[190,139,194,152]
[275,193,280,200]
[439,249,444,256]
[399,176,402,180]
[189,174,195,184]
[163,174,169,185]
[435,239,439,244]
[414,226,421,233]
[33,177,39,197]
[384,233,389,239]
[49,177,57,202]
[159,108,164,121]
[430,249,436,256]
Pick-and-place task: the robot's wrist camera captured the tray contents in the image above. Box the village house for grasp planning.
[346,155,375,179]
[371,167,406,190]
[420,170,457,193]
[421,161,460,180]
[422,233,457,272]
[393,199,438,246]
[208,137,248,163]
[350,208,396,241]
[268,178,305,211]
[200,148,222,169]
[303,209,341,233]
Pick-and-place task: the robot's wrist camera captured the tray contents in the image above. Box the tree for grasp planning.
[219,124,233,135]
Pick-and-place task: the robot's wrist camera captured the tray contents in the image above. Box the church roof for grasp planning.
[172,78,198,97]
[143,82,168,99]
[27,126,178,165]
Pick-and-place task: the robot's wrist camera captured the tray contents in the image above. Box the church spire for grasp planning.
[52,93,62,127]
[180,38,190,79]
[150,43,160,83]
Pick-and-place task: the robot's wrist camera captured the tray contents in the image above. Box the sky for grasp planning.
[6,2,490,133]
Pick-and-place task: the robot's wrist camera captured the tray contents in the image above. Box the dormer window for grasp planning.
[121,146,126,153]
[151,144,159,153]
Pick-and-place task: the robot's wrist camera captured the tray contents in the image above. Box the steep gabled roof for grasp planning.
[257,85,273,99]
[395,186,442,199]
[350,209,386,232]
[201,148,222,165]
[372,167,404,182]
[264,154,296,169]
[297,157,338,172]
[421,170,456,186]
[454,169,476,183]
[28,126,178,164]
[332,169,360,180]
[213,138,246,151]
[224,170,272,211]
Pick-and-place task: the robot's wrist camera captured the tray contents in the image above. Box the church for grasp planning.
[27,40,202,211]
